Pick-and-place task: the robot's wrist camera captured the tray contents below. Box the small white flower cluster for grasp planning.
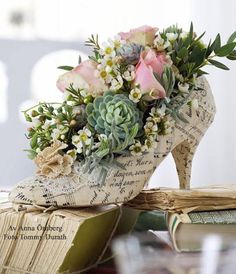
[52,124,69,141]
[152,105,173,135]
[95,36,124,90]
[123,65,136,82]
[154,35,171,51]
[72,127,92,154]
[95,36,135,91]
[129,105,171,156]
[129,136,158,156]
[129,141,146,156]
[154,31,188,52]
[129,87,142,103]
[144,117,158,135]
[72,128,109,156]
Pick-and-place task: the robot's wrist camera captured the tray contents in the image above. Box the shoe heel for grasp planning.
[171,139,200,190]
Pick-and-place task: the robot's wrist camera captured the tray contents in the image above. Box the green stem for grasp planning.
[22,102,62,113]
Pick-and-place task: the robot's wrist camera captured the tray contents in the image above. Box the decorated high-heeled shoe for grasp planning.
[9,23,236,207]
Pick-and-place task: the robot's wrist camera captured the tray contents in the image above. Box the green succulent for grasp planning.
[117,43,143,65]
[86,91,142,140]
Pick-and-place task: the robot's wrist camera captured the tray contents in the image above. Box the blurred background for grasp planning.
[0,0,236,189]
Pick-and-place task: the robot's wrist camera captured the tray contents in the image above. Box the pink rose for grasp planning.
[141,49,168,76]
[119,25,158,46]
[134,49,167,99]
[57,60,106,97]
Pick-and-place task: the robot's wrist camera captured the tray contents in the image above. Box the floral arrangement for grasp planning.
[23,23,236,183]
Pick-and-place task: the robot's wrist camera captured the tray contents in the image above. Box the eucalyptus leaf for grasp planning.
[57,66,74,71]
[227,50,236,60]
[215,42,236,57]
[195,31,206,43]
[205,39,213,58]
[208,59,229,70]
[189,22,193,41]
[227,31,236,44]
[212,34,221,53]
[197,69,209,76]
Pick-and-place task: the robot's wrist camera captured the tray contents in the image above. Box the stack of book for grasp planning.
[0,193,139,273]
[128,185,236,252]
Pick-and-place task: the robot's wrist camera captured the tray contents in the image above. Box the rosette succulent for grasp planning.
[86,91,143,140]
[117,43,143,64]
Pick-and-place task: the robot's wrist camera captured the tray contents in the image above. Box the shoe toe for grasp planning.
[9,176,43,205]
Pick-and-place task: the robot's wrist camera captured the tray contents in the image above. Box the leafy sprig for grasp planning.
[85,34,102,62]
[161,23,236,79]
[23,102,85,159]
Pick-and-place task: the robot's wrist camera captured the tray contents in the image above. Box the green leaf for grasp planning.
[57,66,74,71]
[162,73,169,92]
[227,31,236,44]
[30,134,38,149]
[227,50,236,60]
[189,47,206,68]
[197,69,209,76]
[227,55,236,60]
[88,56,99,63]
[24,149,37,160]
[179,62,195,75]
[96,148,110,158]
[162,66,175,97]
[181,22,193,48]
[129,124,139,140]
[189,22,193,40]
[205,39,213,57]
[212,34,221,53]
[215,42,236,57]
[208,59,229,70]
[195,31,206,43]
[177,47,188,59]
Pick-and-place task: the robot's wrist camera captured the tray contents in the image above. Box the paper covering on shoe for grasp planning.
[9,154,154,207]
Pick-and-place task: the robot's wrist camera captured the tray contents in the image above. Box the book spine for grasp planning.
[188,210,236,224]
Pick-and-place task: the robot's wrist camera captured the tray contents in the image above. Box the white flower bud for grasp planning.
[166,33,178,42]
[178,82,189,93]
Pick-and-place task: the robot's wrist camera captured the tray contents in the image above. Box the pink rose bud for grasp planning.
[141,49,169,76]
[134,49,167,99]
[119,25,158,46]
[57,60,106,97]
